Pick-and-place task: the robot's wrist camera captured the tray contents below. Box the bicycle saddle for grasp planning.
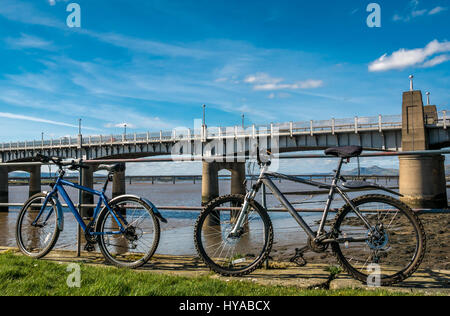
[324,146,363,158]
[97,163,126,173]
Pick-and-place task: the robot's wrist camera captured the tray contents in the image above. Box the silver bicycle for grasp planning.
[194,146,426,286]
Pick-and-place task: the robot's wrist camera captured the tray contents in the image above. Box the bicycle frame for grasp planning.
[231,158,374,242]
[32,174,127,236]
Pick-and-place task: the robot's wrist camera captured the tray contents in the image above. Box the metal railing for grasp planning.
[0,114,404,151]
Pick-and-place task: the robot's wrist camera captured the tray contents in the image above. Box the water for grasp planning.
[0,178,402,257]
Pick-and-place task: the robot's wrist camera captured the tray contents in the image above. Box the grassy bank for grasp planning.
[0,252,418,296]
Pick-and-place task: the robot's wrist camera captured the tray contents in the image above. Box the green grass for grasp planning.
[0,253,420,296]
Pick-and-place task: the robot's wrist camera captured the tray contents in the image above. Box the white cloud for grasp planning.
[0,112,99,130]
[429,6,448,15]
[297,79,324,89]
[368,40,450,72]
[393,1,447,22]
[421,54,450,68]
[105,122,136,129]
[5,33,54,50]
[245,73,323,91]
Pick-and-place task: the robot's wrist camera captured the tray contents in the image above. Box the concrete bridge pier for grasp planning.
[112,167,126,199]
[80,165,95,218]
[399,90,448,209]
[0,166,8,212]
[28,165,41,198]
[202,161,246,226]
[399,155,447,208]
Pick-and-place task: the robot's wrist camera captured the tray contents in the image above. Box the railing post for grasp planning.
[270,123,274,138]
[160,130,163,143]
[146,131,150,142]
[77,167,83,257]
[332,118,335,135]
[252,124,256,139]
[310,120,313,136]
[354,116,358,134]
[290,122,293,137]
[444,111,447,130]
[378,115,382,133]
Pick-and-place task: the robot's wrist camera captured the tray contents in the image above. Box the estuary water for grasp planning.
[0,178,401,258]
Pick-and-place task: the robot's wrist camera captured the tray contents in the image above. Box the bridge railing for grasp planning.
[0,114,405,150]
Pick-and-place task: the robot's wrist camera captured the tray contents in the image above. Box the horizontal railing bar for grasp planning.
[0,203,448,214]
[2,148,450,166]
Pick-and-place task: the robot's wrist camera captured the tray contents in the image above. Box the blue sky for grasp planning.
[0,0,449,144]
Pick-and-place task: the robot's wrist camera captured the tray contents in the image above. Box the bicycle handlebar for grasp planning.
[34,154,90,170]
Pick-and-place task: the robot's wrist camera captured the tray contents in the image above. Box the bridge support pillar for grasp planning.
[112,167,126,198]
[230,162,246,196]
[202,162,219,226]
[0,166,8,212]
[28,165,41,198]
[399,155,447,209]
[81,166,95,218]
[399,90,448,209]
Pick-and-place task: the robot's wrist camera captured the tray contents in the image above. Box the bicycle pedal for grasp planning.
[84,243,95,252]
[290,247,309,267]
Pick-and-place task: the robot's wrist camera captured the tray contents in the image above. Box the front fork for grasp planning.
[228,167,266,237]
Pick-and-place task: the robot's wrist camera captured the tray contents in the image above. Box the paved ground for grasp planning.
[1,246,448,295]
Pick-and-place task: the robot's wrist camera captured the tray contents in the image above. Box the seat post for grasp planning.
[102,173,111,193]
[334,158,344,179]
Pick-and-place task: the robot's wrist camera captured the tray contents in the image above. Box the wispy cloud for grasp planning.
[428,6,448,15]
[393,0,447,22]
[105,122,136,129]
[5,33,54,50]
[245,73,323,91]
[421,54,450,68]
[368,40,450,72]
[0,112,99,130]
[0,0,62,28]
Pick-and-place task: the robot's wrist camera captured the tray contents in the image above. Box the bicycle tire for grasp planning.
[96,196,160,269]
[331,194,426,286]
[16,193,60,259]
[194,194,273,277]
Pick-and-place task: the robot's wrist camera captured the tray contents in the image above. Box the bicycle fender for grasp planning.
[44,192,64,231]
[342,181,403,197]
[108,194,168,224]
[140,197,168,224]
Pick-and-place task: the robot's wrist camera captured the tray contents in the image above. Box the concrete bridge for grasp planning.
[0,89,449,213]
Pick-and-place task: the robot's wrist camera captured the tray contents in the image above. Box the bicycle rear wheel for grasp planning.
[194,194,273,277]
[96,196,160,269]
[331,194,426,286]
[16,193,60,258]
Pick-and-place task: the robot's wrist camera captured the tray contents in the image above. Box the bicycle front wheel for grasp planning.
[331,194,426,286]
[194,194,273,277]
[16,193,60,258]
[96,196,160,269]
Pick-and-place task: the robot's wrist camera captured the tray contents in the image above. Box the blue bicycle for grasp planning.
[16,154,167,269]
